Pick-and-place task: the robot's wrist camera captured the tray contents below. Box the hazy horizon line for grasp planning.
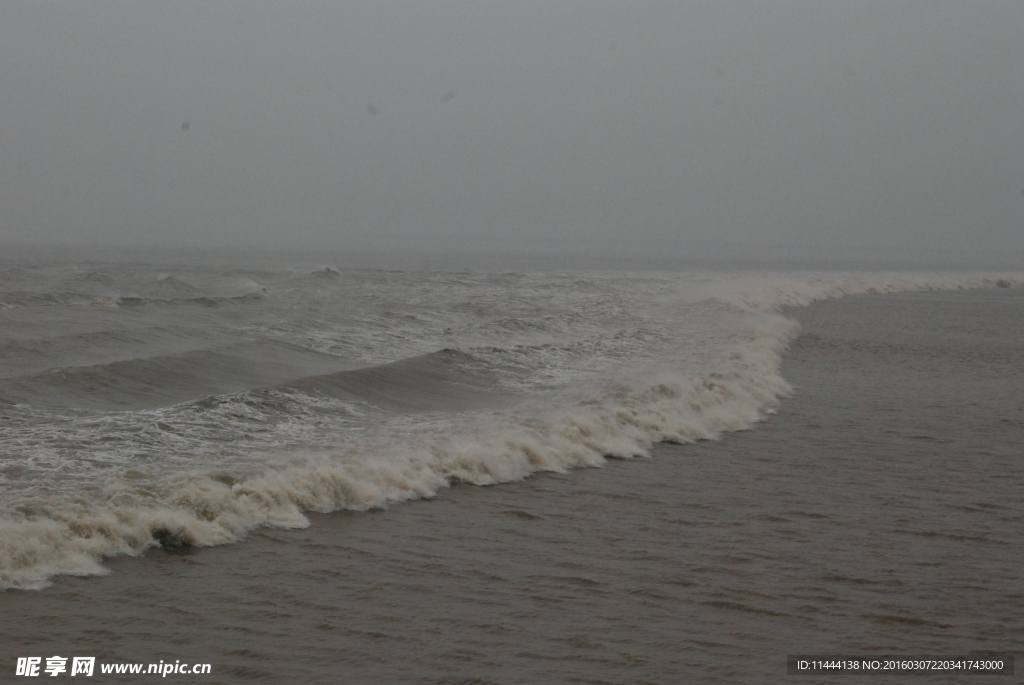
[3,238,1022,273]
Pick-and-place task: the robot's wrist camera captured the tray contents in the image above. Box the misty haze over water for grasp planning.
[1,1,1022,266]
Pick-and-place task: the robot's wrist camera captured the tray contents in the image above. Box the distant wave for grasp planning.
[281,349,514,412]
[0,340,351,410]
[114,291,268,308]
[0,289,266,310]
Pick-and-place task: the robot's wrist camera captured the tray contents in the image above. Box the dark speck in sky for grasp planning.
[442,90,456,103]
[181,121,189,132]
[367,104,378,115]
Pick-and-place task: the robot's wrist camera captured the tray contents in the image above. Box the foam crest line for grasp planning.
[702,272,1023,312]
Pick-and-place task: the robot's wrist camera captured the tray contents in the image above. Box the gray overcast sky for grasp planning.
[1,1,1022,264]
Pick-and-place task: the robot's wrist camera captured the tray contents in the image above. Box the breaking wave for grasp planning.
[0,269,1021,590]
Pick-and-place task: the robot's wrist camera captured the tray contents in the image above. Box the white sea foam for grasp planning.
[1,269,1021,590]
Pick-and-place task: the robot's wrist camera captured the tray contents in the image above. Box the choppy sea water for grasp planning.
[1,260,1022,682]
